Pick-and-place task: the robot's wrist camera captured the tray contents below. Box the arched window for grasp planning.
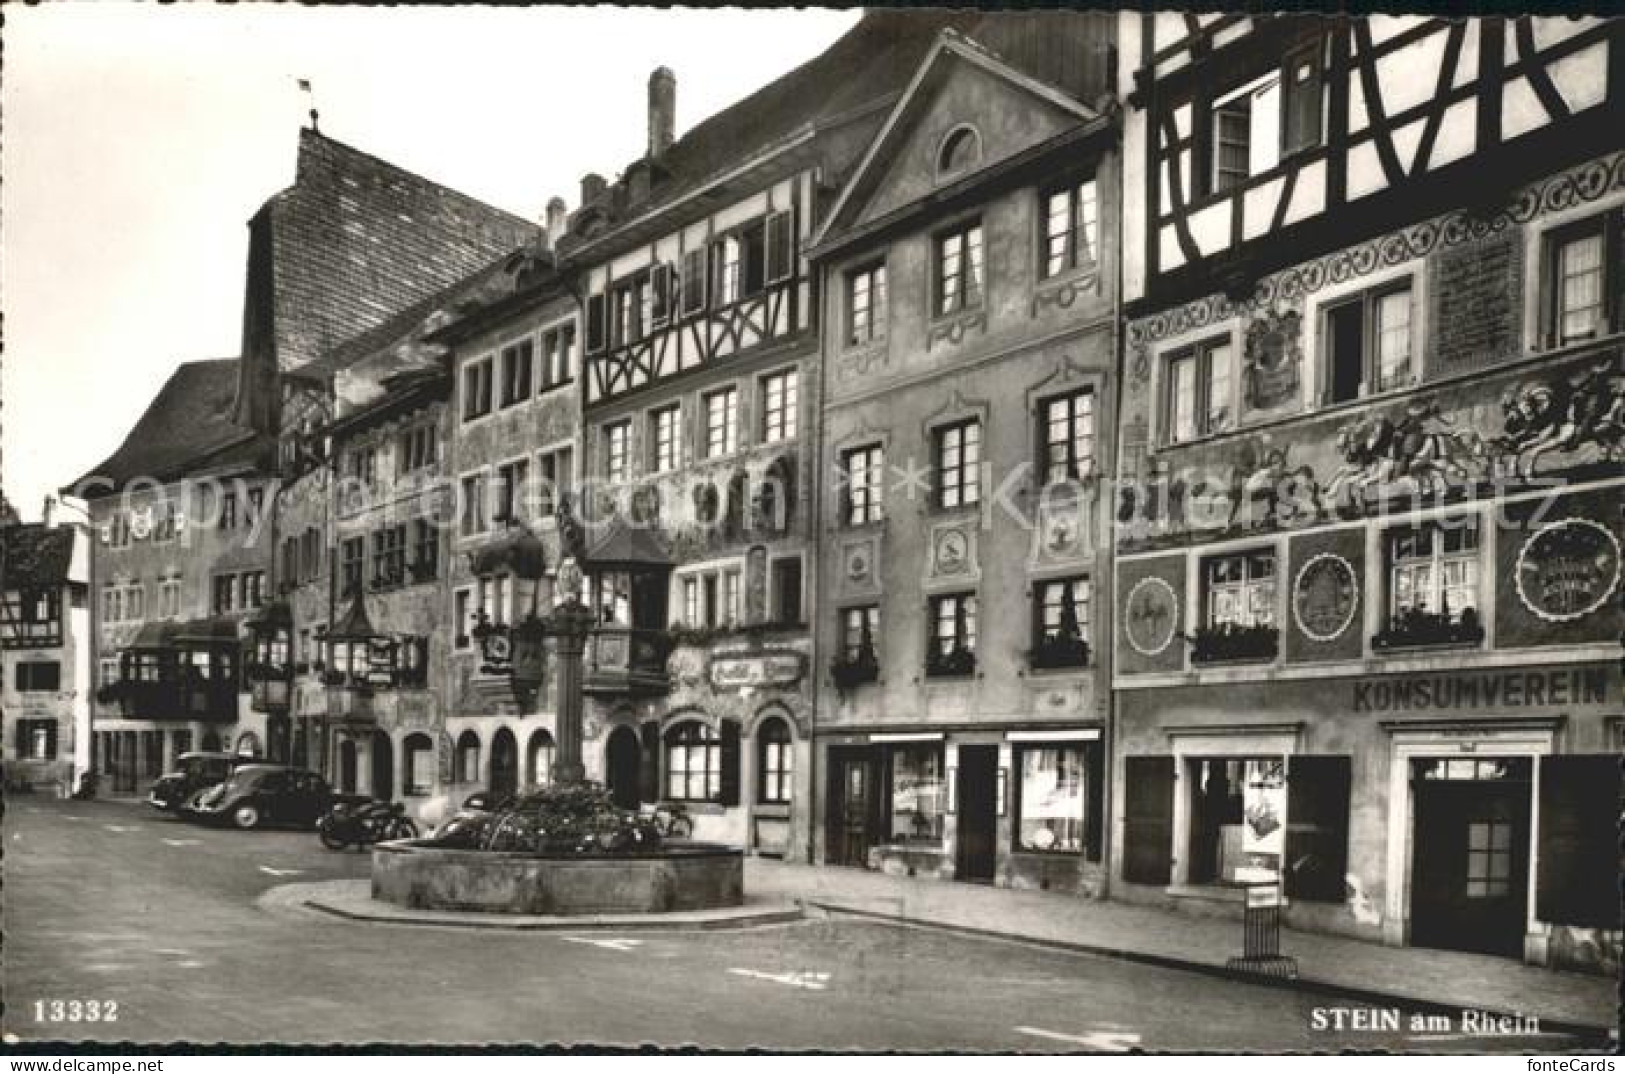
[757,718,794,805]
[403,732,433,796]
[665,720,720,802]
[528,729,557,789]
[938,125,981,178]
[456,729,482,785]
[234,731,262,759]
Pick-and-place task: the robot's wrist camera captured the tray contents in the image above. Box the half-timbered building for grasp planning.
[1112,13,1623,973]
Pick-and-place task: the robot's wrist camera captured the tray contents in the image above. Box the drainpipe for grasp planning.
[1100,135,1127,901]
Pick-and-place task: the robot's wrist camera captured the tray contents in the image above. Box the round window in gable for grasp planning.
[937,125,982,180]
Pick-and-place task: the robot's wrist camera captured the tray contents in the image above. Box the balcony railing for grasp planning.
[117,677,239,722]
[583,626,670,696]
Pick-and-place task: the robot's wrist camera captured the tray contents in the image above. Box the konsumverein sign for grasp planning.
[1353,667,1610,714]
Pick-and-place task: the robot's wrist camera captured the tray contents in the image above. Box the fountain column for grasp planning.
[547,557,595,785]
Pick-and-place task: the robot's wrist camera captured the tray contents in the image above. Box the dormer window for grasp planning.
[937,125,982,179]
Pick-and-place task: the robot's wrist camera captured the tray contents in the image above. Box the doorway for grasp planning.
[491,729,519,799]
[338,739,357,794]
[1409,757,1532,958]
[606,726,641,810]
[370,729,394,800]
[955,745,999,883]
[827,747,880,868]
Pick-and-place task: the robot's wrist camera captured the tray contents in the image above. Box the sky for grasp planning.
[1,3,862,522]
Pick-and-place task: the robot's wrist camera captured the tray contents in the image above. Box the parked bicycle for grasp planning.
[644,801,693,839]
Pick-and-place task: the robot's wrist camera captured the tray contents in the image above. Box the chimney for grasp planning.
[41,495,56,528]
[647,66,676,159]
[545,197,568,243]
[580,172,607,206]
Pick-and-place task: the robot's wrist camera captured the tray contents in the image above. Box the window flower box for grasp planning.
[1028,633,1091,670]
[1371,607,1484,652]
[1190,622,1280,664]
[831,650,880,691]
[925,646,976,679]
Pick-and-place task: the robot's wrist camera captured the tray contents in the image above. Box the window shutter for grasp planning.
[585,294,607,354]
[1084,740,1105,863]
[1536,754,1621,927]
[44,721,58,760]
[766,210,795,283]
[14,718,27,753]
[719,719,742,807]
[1282,43,1324,154]
[639,722,661,803]
[1284,754,1351,901]
[1123,755,1176,885]
[650,263,672,327]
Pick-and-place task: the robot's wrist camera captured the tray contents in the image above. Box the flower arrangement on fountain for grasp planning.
[429,781,669,855]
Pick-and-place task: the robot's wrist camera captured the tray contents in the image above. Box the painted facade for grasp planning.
[807,25,1120,892]
[1,520,92,794]
[1114,13,1623,973]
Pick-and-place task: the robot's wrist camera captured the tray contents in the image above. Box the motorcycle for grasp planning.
[316,798,417,851]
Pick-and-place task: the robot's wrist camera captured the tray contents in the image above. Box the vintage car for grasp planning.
[184,764,365,830]
[147,751,251,813]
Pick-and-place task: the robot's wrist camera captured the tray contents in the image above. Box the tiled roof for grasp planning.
[568,10,982,237]
[67,360,273,495]
[2,523,76,588]
[265,129,543,376]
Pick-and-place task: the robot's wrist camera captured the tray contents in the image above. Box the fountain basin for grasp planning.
[371,840,744,915]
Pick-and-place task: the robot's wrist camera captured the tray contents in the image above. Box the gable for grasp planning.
[853,52,1091,230]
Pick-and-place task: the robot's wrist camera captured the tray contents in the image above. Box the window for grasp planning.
[1016,744,1090,853]
[1546,214,1620,346]
[220,492,238,530]
[413,520,438,581]
[1042,178,1099,279]
[649,262,677,327]
[934,419,981,509]
[212,574,235,614]
[841,605,880,662]
[373,527,407,589]
[247,488,264,528]
[1164,337,1233,443]
[529,730,557,788]
[240,571,265,609]
[454,590,472,649]
[758,719,793,805]
[1040,388,1096,484]
[889,744,945,843]
[650,405,681,473]
[1187,756,1280,884]
[846,263,888,346]
[538,447,572,515]
[938,126,980,176]
[462,358,493,421]
[701,575,719,628]
[602,421,631,482]
[456,731,481,784]
[404,734,434,796]
[1033,577,1091,659]
[16,718,58,760]
[842,443,884,525]
[1203,47,1323,196]
[1389,521,1480,623]
[666,721,721,801]
[101,585,121,624]
[927,592,977,675]
[541,323,577,389]
[721,569,742,627]
[681,577,700,627]
[611,273,649,347]
[15,661,61,692]
[765,210,795,284]
[125,584,144,621]
[301,528,322,582]
[771,557,803,625]
[341,537,365,596]
[159,580,181,619]
[702,387,738,458]
[711,234,743,307]
[760,370,798,444]
[680,248,707,317]
[934,221,984,316]
[496,459,529,524]
[586,294,607,354]
[499,338,534,406]
[1202,551,1275,628]
[460,473,488,537]
[399,425,437,474]
[1324,280,1413,402]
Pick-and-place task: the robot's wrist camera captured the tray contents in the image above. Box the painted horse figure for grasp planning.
[1325,401,1483,510]
[1494,358,1625,480]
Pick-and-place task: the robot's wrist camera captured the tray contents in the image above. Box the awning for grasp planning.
[127,621,181,650]
[172,614,245,645]
[470,529,547,580]
[585,516,672,571]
